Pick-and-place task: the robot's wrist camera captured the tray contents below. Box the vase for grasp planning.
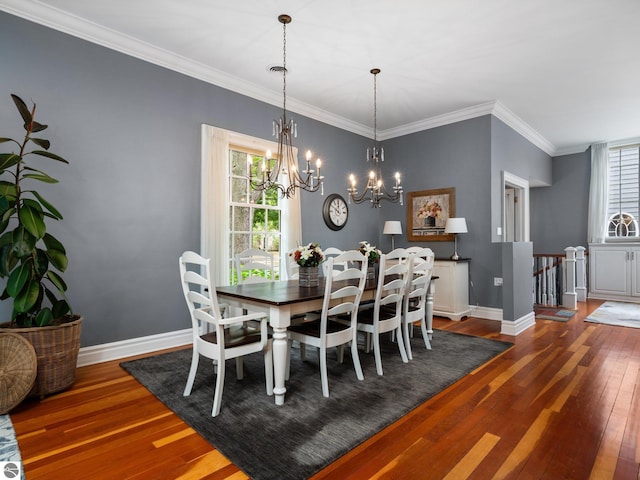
[299,266,319,287]
[367,265,375,280]
[425,216,436,227]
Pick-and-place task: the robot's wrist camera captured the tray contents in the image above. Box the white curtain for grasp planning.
[281,170,303,278]
[201,125,302,284]
[201,125,230,286]
[587,142,609,244]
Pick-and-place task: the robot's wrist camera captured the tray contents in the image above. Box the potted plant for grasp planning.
[0,94,81,398]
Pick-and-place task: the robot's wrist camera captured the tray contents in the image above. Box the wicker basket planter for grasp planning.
[0,315,83,398]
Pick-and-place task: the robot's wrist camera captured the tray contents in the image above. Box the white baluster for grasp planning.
[575,246,587,302]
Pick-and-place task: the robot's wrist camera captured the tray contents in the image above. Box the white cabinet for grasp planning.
[432,259,470,321]
[589,243,640,301]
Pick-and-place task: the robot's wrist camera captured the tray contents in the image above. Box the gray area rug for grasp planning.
[121,330,512,480]
[585,301,640,328]
[0,414,24,479]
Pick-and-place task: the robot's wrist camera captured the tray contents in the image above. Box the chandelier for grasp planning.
[249,14,324,199]
[347,68,403,208]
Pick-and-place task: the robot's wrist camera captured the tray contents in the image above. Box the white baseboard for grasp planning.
[501,312,535,336]
[469,305,503,322]
[77,328,192,367]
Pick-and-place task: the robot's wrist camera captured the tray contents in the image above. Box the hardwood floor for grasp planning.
[10,299,640,479]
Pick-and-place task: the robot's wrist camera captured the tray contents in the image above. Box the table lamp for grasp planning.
[383,221,403,251]
[444,218,468,260]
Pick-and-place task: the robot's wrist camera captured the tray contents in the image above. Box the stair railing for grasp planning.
[533,246,587,308]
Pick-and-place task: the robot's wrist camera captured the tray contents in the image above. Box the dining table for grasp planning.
[216,276,437,405]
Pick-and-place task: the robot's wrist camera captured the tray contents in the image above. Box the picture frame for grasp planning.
[407,187,456,241]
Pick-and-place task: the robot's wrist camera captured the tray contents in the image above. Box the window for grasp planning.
[229,146,282,283]
[608,145,640,238]
[202,125,301,286]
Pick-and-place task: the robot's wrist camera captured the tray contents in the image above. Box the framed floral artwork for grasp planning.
[407,187,455,241]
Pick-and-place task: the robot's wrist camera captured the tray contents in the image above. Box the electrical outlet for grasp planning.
[497,226,502,236]
[494,277,503,286]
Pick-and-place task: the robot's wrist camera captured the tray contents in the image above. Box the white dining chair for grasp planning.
[179,251,273,417]
[402,250,435,359]
[286,250,367,397]
[235,248,275,284]
[356,252,409,375]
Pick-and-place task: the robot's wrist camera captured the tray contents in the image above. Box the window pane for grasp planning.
[230,150,249,176]
[234,206,250,231]
[268,209,280,232]
[253,208,267,231]
[252,234,265,249]
[234,234,250,255]
[231,177,247,203]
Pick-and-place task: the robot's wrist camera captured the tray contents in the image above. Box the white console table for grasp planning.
[432,258,470,320]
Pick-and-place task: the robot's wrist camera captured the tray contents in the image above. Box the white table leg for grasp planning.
[271,326,288,405]
[426,280,435,339]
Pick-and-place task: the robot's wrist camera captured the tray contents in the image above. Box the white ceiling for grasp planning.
[3,0,639,155]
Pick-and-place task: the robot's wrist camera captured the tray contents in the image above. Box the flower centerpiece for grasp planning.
[359,241,379,279]
[292,243,324,287]
[417,200,442,227]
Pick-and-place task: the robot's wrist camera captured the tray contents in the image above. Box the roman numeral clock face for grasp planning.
[322,194,348,231]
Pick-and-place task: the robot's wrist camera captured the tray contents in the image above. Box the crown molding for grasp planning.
[490,102,556,156]
[378,102,496,141]
[0,1,556,153]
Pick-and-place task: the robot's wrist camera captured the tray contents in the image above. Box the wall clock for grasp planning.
[322,193,349,231]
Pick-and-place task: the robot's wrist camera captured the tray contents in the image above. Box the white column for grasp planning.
[563,247,577,310]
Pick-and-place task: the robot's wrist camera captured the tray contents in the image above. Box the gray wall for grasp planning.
[531,150,590,253]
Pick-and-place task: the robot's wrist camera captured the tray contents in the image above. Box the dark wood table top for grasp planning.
[216,276,437,307]
[216,278,376,306]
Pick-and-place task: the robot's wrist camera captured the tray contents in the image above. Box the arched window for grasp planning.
[607,212,638,237]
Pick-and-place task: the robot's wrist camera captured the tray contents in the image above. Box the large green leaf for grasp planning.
[30,138,50,149]
[13,279,39,313]
[0,244,15,277]
[30,191,63,220]
[11,227,36,258]
[30,150,68,164]
[0,181,17,201]
[22,198,43,212]
[46,249,68,272]
[34,248,49,277]
[6,262,30,297]
[0,153,21,171]
[43,233,66,253]
[47,270,68,293]
[35,308,52,327]
[18,204,46,239]
[11,94,32,125]
[22,173,58,184]
[52,299,71,318]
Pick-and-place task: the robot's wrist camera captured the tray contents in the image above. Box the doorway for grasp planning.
[503,171,529,242]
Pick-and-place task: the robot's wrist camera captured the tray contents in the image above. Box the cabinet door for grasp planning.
[589,247,629,296]
[432,262,455,312]
[631,248,640,297]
